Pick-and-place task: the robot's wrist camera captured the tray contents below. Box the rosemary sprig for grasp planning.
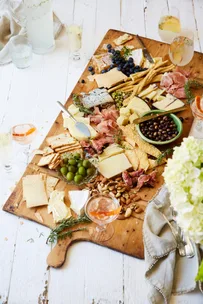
[46,214,91,244]
[156,148,173,165]
[184,80,203,103]
[122,46,132,59]
[72,94,93,114]
[57,228,87,240]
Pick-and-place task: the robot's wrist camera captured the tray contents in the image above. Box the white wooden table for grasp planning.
[0,0,203,303]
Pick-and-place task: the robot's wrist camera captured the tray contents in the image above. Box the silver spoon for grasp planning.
[57,101,91,138]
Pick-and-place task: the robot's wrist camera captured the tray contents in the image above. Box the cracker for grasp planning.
[43,146,54,156]
[46,176,59,198]
[123,141,139,171]
[50,153,60,164]
[46,133,76,149]
[134,147,149,171]
[38,154,55,166]
[113,33,133,45]
[33,149,44,155]
[48,159,61,170]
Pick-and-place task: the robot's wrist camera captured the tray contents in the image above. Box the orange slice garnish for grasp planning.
[195,96,203,114]
[90,206,121,218]
[12,125,36,137]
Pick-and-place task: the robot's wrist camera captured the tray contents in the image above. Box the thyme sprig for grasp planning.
[46,214,91,244]
[156,148,173,165]
[122,46,132,59]
[184,80,203,103]
[72,94,93,114]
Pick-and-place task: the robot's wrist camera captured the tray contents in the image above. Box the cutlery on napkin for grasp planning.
[143,185,201,304]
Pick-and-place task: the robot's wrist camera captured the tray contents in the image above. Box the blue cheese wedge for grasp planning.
[81,88,114,108]
[48,190,71,223]
[69,189,90,216]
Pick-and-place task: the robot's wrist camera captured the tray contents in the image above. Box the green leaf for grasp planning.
[196,260,203,282]
[184,80,203,103]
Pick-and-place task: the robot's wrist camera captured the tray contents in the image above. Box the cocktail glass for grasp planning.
[66,24,83,61]
[169,29,194,66]
[158,7,181,43]
[85,194,121,242]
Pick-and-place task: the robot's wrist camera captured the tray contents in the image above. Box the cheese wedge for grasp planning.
[129,112,139,124]
[48,190,71,223]
[164,99,185,111]
[138,84,157,98]
[23,175,48,208]
[117,115,129,126]
[98,153,132,178]
[127,97,150,116]
[63,115,97,140]
[69,190,90,216]
[98,144,124,161]
[94,68,128,88]
[68,104,80,116]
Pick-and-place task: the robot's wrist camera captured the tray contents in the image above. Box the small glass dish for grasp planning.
[9,35,32,69]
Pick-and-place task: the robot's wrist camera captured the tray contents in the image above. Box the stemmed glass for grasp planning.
[66,23,83,61]
[158,7,181,43]
[169,29,194,66]
[85,194,121,242]
[190,96,203,138]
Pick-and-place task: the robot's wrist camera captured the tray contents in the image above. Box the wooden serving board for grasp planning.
[3,29,202,268]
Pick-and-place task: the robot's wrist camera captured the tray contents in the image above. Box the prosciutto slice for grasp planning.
[160,70,188,98]
[122,169,157,189]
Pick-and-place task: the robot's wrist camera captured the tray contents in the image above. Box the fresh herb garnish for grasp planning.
[55,228,87,240]
[72,94,93,114]
[156,148,173,165]
[184,80,203,103]
[113,129,124,145]
[46,214,91,244]
[122,46,132,59]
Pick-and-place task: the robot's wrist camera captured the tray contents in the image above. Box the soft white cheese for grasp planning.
[48,190,71,223]
[69,190,90,216]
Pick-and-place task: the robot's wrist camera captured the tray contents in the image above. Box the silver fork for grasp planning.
[171,208,195,258]
[154,198,186,257]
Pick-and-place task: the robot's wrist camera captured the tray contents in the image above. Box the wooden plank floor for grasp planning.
[0,0,203,303]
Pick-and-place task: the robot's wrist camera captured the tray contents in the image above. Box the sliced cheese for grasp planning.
[98,144,124,161]
[153,97,176,110]
[120,107,131,116]
[127,97,150,116]
[48,190,71,223]
[68,104,80,116]
[94,68,128,89]
[164,99,185,111]
[63,115,90,125]
[98,153,132,178]
[69,190,90,216]
[144,91,158,100]
[23,175,48,208]
[63,115,97,140]
[152,89,166,101]
[138,84,157,98]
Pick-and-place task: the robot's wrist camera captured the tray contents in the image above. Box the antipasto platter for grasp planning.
[3,29,202,268]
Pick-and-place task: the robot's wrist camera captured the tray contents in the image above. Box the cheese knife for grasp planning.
[133,106,188,124]
[57,101,91,138]
[136,35,154,64]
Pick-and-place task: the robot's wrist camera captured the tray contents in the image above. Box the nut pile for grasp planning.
[140,115,179,142]
[86,175,143,218]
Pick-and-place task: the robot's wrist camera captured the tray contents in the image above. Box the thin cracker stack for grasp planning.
[46,133,77,149]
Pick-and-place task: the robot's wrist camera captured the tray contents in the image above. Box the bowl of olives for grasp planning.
[136,110,183,145]
[59,152,97,185]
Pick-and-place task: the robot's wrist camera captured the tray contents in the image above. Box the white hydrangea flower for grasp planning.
[163,136,203,244]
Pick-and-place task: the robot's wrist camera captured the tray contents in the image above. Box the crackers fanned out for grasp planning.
[46,132,76,149]
[122,141,139,171]
[120,124,161,158]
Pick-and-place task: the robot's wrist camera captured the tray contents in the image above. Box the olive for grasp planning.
[78,166,87,176]
[77,160,83,167]
[74,175,83,184]
[83,159,91,168]
[60,166,68,175]
[63,158,69,164]
[69,158,77,166]
[87,167,95,176]
[68,165,77,173]
[66,172,74,181]
[74,153,81,159]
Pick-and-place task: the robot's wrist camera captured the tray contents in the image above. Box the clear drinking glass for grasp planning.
[9,35,32,68]
[169,29,194,66]
[24,0,55,54]
[66,24,83,60]
[158,7,181,43]
[0,127,13,173]
[85,194,121,242]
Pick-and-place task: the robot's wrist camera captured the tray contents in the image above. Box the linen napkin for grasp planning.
[143,185,201,304]
[0,6,63,65]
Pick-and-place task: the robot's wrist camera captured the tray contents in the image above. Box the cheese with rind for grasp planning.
[69,190,90,216]
[98,144,124,161]
[48,190,71,223]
